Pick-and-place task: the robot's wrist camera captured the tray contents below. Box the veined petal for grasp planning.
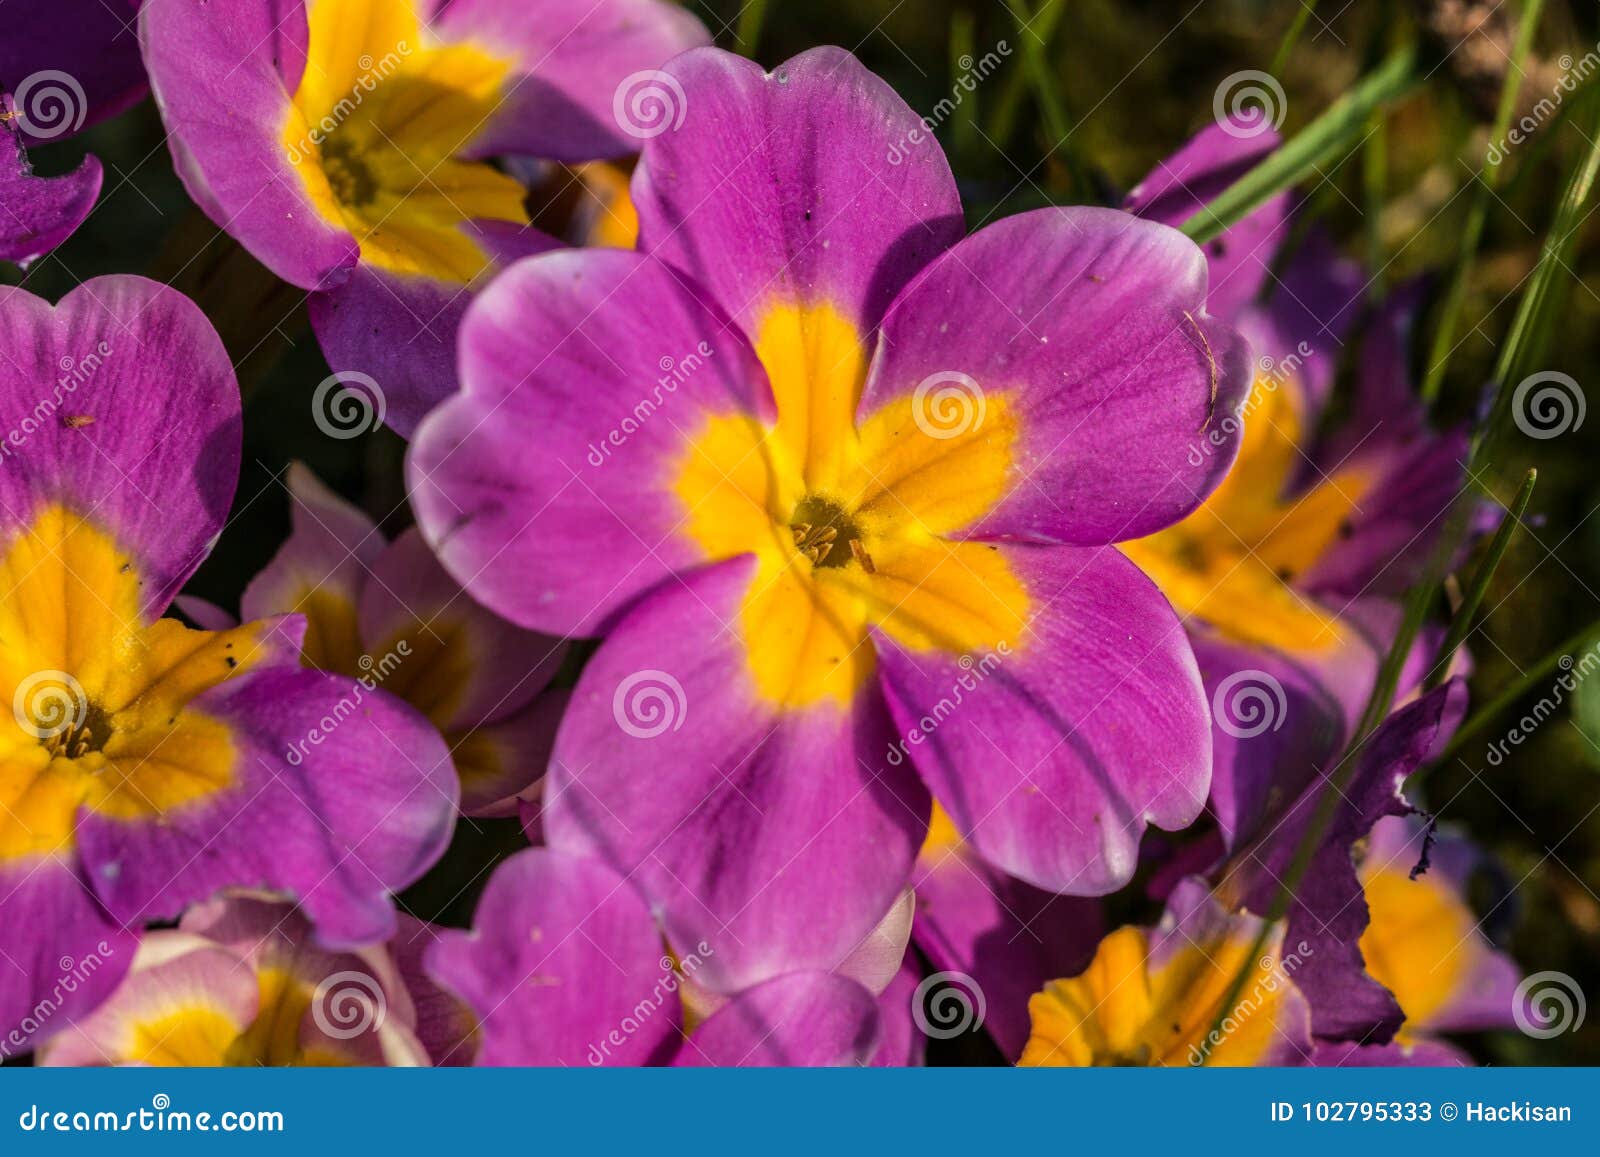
[675,972,880,1067]
[0,92,101,265]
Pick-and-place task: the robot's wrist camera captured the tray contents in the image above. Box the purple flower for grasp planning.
[138,0,709,435]
[426,847,894,1066]
[0,277,458,1055]
[410,47,1253,996]
[0,0,147,144]
[238,463,569,816]
[1,90,101,266]
[36,892,469,1066]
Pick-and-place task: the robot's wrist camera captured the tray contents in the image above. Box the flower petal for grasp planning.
[861,207,1253,546]
[675,972,880,1067]
[0,93,101,265]
[545,555,930,994]
[875,543,1210,895]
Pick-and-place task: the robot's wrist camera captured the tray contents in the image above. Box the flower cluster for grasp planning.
[1,1,1563,1072]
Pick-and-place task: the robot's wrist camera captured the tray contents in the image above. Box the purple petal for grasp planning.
[0,0,148,140]
[0,92,101,265]
[544,555,930,995]
[875,543,1210,895]
[0,277,239,616]
[425,848,678,1066]
[862,207,1253,545]
[676,972,880,1067]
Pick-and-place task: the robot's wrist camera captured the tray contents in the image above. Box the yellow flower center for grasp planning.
[1122,376,1373,653]
[672,302,1031,710]
[123,967,353,1067]
[282,0,528,283]
[0,506,270,862]
[1357,864,1474,1037]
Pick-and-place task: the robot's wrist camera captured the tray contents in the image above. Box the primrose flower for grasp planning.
[140,0,709,435]
[0,0,147,141]
[410,46,1253,994]
[37,892,471,1066]
[427,847,896,1066]
[1018,878,1313,1067]
[240,463,569,815]
[1,90,101,266]
[0,277,458,1055]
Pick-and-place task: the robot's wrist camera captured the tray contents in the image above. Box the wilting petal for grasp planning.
[425,848,678,1066]
[410,248,775,636]
[676,972,880,1067]
[76,668,458,947]
[430,0,710,161]
[0,277,239,616]
[1231,682,1469,1042]
[1125,116,1289,321]
[632,46,964,341]
[875,544,1209,896]
[0,93,101,265]
[545,556,930,995]
[862,207,1252,546]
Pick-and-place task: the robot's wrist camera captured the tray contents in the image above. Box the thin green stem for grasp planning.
[735,0,770,59]
[988,0,1068,147]
[1181,45,1420,246]
[1425,469,1537,689]
[1002,0,1089,194]
[1270,2,1321,76]
[949,10,981,170]
[1419,0,1546,404]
